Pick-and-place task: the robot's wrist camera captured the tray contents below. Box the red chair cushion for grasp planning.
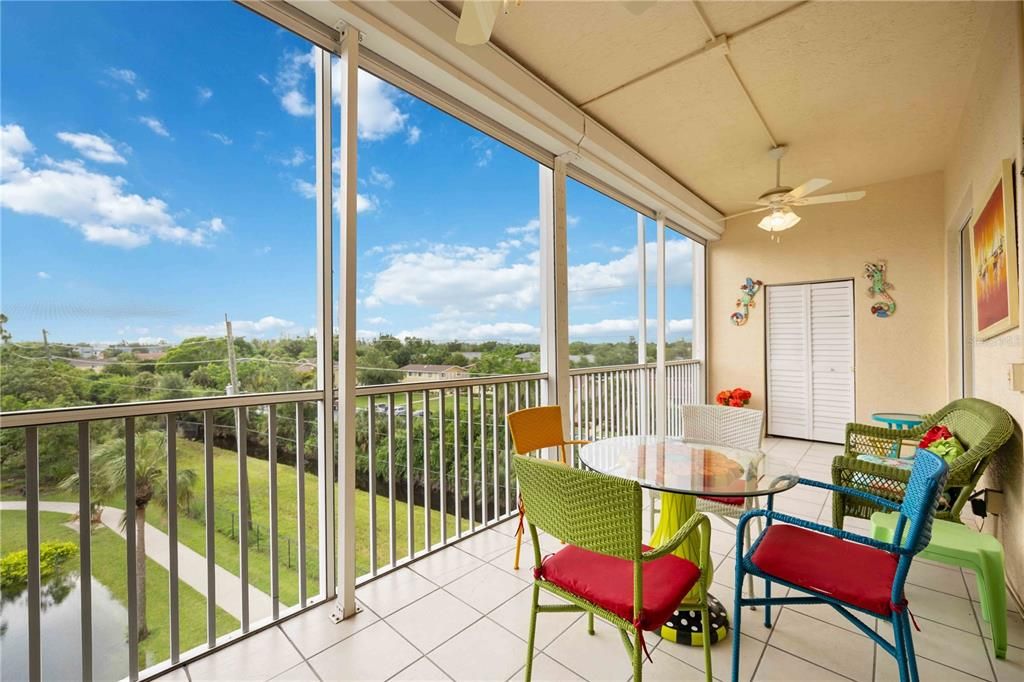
[537,544,701,630]
[697,495,744,506]
[750,524,899,616]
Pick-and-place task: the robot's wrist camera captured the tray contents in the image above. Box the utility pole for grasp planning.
[224,314,239,395]
[41,328,52,364]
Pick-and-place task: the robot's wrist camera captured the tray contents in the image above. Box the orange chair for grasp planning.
[506,405,589,570]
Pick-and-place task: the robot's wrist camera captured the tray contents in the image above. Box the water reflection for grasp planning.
[1,574,128,681]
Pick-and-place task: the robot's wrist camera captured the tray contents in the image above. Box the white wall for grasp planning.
[943,1,1024,599]
[709,172,947,427]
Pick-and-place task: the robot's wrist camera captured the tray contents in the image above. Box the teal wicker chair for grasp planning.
[832,398,1013,529]
[513,455,713,682]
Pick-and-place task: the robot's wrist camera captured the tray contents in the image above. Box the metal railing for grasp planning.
[568,359,702,442]
[0,390,326,682]
[0,362,702,680]
[353,372,544,581]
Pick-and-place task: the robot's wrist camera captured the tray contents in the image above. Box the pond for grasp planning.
[1,574,129,681]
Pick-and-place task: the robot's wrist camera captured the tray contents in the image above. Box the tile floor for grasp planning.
[154,438,1024,681]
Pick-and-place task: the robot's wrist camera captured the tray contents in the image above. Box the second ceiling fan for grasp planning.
[721,146,867,239]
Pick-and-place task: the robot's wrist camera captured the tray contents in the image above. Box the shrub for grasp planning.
[0,541,78,596]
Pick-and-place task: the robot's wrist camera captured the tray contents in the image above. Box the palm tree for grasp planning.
[62,430,197,642]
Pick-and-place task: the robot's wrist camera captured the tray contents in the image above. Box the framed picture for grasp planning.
[970,159,1018,340]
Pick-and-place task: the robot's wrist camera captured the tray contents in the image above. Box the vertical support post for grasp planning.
[334,28,359,619]
[125,418,139,682]
[314,43,336,601]
[295,404,307,605]
[267,406,280,620]
[203,411,216,646]
[236,408,249,633]
[692,240,707,402]
[25,426,41,682]
[655,213,667,438]
[78,422,93,682]
[539,159,570,439]
[166,415,179,663]
[636,213,649,434]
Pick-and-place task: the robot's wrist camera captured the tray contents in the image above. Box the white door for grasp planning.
[767,281,855,443]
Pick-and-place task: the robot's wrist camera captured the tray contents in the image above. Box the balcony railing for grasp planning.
[0,360,702,681]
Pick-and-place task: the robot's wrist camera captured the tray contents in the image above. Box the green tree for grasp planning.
[61,431,198,641]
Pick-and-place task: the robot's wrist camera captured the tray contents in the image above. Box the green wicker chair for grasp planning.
[513,455,713,682]
[832,398,1013,529]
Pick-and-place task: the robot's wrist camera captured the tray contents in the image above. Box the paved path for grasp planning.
[0,501,273,622]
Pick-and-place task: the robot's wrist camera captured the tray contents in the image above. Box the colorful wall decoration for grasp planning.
[864,260,896,317]
[730,277,763,326]
[970,159,1019,340]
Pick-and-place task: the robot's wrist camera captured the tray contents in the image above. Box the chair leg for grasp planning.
[633,628,644,682]
[513,525,523,571]
[587,612,595,635]
[731,579,743,682]
[524,584,539,682]
[763,578,772,629]
[979,549,1008,659]
[744,523,756,610]
[701,601,713,682]
[901,611,921,682]
[891,614,908,682]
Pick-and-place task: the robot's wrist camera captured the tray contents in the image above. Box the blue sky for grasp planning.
[0,1,693,348]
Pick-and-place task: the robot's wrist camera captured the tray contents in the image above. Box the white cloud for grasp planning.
[406,126,421,145]
[57,132,127,164]
[365,316,388,325]
[369,167,393,188]
[197,86,213,102]
[105,68,148,101]
[281,147,309,167]
[207,132,233,145]
[1,124,34,176]
[0,125,214,249]
[293,179,317,199]
[355,193,379,213]
[567,317,693,339]
[395,316,540,343]
[257,73,271,85]
[202,217,226,233]
[505,218,540,246]
[36,271,51,279]
[138,116,170,138]
[275,48,411,142]
[174,316,303,339]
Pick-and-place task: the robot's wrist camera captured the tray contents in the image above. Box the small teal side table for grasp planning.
[871,412,924,457]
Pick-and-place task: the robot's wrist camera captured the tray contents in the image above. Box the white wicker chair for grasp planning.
[651,404,765,604]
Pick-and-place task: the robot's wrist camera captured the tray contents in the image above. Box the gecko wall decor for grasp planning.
[865,260,896,317]
[730,277,764,326]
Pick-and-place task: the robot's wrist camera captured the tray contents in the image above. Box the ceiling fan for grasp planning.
[721,146,866,239]
[455,0,656,46]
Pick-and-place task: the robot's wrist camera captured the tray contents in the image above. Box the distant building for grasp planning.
[458,351,483,361]
[515,351,538,362]
[66,357,111,372]
[134,350,166,362]
[400,364,470,382]
[294,359,317,373]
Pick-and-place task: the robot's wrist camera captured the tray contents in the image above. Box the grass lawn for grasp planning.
[0,510,237,671]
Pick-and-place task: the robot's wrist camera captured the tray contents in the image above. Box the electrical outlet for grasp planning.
[1010,363,1024,391]
[987,489,1005,515]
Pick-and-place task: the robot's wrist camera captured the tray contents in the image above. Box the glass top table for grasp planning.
[578,436,799,648]
[578,435,800,498]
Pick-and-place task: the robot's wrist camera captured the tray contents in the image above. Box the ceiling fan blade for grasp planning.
[786,178,831,200]
[622,1,658,15]
[795,190,867,206]
[456,0,502,46]
[717,206,770,222]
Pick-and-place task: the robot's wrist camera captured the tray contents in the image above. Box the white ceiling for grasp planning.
[444,1,996,216]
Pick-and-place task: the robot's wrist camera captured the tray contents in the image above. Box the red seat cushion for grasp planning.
[750,524,899,616]
[697,495,744,506]
[537,544,701,630]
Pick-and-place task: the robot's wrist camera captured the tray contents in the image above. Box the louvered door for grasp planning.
[767,281,854,443]
[766,285,812,439]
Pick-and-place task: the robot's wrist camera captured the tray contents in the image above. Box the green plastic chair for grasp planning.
[832,398,1013,528]
[871,511,1008,659]
[513,455,713,682]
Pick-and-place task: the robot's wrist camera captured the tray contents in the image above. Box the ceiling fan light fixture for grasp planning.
[758,207,801,233]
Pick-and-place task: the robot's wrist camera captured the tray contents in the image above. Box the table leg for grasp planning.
[649,492,729,646]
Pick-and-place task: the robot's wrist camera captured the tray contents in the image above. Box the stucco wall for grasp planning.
[709,171,947,428]
[942,1,1024,601]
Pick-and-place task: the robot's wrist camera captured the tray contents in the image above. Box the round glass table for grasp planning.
[578,435,799,647]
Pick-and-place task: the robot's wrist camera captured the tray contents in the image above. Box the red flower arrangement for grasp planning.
[716,387,752,408]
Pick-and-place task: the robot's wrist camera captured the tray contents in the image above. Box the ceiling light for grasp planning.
[758,207,801,233]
